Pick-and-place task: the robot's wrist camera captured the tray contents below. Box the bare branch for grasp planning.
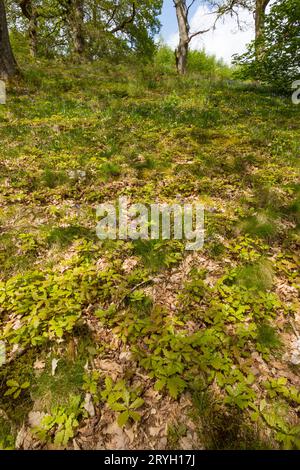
[187,0,196,16]
[188,27,210,43]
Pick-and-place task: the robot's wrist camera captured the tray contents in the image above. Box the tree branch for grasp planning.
[110,2,136,34]
[188,28,210,43]
[187,0,196,16]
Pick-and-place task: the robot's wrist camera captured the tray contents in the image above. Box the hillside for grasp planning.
[0,60,300,450]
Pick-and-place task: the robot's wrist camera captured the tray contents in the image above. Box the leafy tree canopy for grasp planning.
[233,0,300,92]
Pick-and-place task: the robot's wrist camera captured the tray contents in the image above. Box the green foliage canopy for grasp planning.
[233,0,300,91]
[6,0,163,60]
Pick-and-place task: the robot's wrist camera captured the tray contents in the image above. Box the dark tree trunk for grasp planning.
[0,0,19,79]
[29,13,38,57]
[255,0,270,58]
[174,0,189,75]
[69,0,85,56]
[255,0,270,40]
[19,0,38,57]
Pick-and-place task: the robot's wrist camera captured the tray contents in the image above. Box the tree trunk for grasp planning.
[175,40,189,75]
[174,0,189,74]
[255,0,270,41]
[255,0,270,59]
[19,1,38,57]
[29,13,38,57]
[0,0,19,79]
[69,0,85,56]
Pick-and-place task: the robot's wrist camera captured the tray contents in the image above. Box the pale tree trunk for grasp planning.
[174,0,189,75]
[0,0,19,79]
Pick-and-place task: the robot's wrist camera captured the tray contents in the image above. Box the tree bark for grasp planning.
[174,0,189,75]
[254,0,270,59]
[29,14,38,57]
[68,0,85,56]
[0,0,19,79]
[255,0,270,41]
[19,1,38,57]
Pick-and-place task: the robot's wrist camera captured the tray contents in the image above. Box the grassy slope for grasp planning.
[0,60,300,450]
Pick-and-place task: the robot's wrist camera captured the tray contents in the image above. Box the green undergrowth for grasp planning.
[0,59,300,449]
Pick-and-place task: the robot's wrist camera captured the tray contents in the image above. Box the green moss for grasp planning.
[0,417,15,450]
[167,423,187,450]
[192,390,271,450]
[32,358,85,411]
[256,323,282,350]
[0,350,36,424]
[236,260,274,291]
[238,210,279,240]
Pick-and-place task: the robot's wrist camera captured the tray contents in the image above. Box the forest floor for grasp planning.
[0,60,300,450]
